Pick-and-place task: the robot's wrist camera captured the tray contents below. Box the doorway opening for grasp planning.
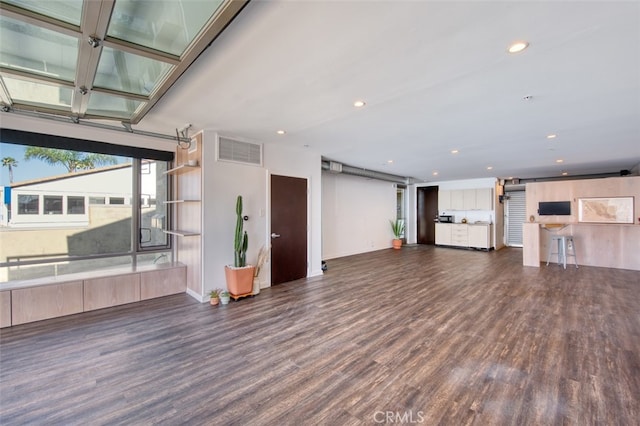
[417,186,438,245]
[505,190,526,247]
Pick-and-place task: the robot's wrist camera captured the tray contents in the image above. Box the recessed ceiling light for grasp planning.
[432,171,438,176]
[556,159,564,163]
[451,149,459,154]
[353,100,366,108]
[547,134,557,139]
[276,130,286,135]
[487,166,493,170]
[507,41,529,54]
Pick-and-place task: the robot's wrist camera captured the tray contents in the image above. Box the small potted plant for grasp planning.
[220,290,231,305]
[390,218,405,249]
[208,289,221,306]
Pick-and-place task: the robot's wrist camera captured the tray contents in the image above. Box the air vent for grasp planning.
[328,161,343,173]
[217,137,262,166]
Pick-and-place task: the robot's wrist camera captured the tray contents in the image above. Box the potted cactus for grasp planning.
[224,195,255,299]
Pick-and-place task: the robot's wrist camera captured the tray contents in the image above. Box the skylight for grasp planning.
[0,0,248,124]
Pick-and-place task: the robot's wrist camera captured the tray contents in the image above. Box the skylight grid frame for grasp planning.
[0,0,251,124]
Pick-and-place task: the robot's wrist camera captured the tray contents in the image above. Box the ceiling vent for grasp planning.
[217,137,262,166]
[328,161,343,173]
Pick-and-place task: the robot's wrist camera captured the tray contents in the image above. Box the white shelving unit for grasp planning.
[163,163,201,237]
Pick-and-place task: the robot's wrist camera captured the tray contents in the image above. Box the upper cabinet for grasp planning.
[450,190,464,210]
[438,190,452,210]
[475,188,493,210]
[439,188,493,211]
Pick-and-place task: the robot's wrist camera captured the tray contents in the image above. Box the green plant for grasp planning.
[209,289,222,298]
[234,195,249,267]
[390,219,405,239]
[220,290,230,298]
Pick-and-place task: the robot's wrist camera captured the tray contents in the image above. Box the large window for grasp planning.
[17,194,38,214]
[0,136,173,283]
[67,196,85,214]
[43,195,63,214]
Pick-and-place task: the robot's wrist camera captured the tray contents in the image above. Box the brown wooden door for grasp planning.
[270,175,307,285]
[417,186,438,244]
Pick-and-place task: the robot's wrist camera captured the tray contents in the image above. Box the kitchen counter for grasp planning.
[435,223,493,250]
[523,222,640,270]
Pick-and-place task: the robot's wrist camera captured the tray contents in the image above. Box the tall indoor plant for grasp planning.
[224,195,255,299]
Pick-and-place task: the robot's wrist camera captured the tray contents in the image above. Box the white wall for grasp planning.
[265,143,323,278]
[322,172,396,260]
[201,131,267,294]
[201,132,323,296]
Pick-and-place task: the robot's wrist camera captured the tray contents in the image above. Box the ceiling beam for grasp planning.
[73,0,116,117]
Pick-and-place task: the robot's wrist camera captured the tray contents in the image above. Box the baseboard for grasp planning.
[186,287,207,303]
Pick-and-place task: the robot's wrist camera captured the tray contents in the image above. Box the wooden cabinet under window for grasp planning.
[0,291,12,328]
[3,263,187,327]
[84,273,140,311]
[12,281,84,325]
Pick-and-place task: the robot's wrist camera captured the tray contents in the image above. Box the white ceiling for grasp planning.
[136,0,640,182]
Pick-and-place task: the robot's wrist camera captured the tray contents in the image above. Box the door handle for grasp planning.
[271,233,281,239]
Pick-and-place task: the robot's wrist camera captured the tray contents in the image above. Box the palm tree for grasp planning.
[1,157,18,183]
[24,147,117,173]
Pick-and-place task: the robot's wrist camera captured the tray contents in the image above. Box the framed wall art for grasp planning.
[578,197,634,224]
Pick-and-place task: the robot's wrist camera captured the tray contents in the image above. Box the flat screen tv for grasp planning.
[538,201,571,215]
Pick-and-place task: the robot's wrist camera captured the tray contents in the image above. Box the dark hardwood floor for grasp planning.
[1,246,639,425]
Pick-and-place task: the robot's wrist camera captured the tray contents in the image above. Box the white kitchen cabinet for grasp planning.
[435,223,452,245]
[438,190,452,211]
[450,190,465,210]
[435,223,492,250]
[475,188,493,210]
[451,224,468,246]
[463,189,476,210]
[439,188,493,211]
[468,224,492,249]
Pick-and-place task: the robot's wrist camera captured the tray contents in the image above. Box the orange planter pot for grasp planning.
[224,265,255,298]
[392,239,402,249]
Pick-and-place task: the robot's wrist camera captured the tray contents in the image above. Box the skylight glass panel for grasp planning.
[3,77,72,111]
[107,0,225,56]
[0,15,78,82]
[1,0,83,26]
[94,46,173,96]
[86,91,144,119]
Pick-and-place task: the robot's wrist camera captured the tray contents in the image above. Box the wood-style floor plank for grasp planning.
[1,246,639,425]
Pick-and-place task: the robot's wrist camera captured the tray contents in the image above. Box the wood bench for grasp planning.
[0,262,186,327]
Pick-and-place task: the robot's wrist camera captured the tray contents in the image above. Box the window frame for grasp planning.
[0,135,174,281]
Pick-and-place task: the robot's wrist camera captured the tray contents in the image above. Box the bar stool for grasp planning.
[546,235,578,269]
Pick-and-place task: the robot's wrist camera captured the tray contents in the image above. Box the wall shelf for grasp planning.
[163,229,200,237]
[163,164,199,175]
[163,199,200,204]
